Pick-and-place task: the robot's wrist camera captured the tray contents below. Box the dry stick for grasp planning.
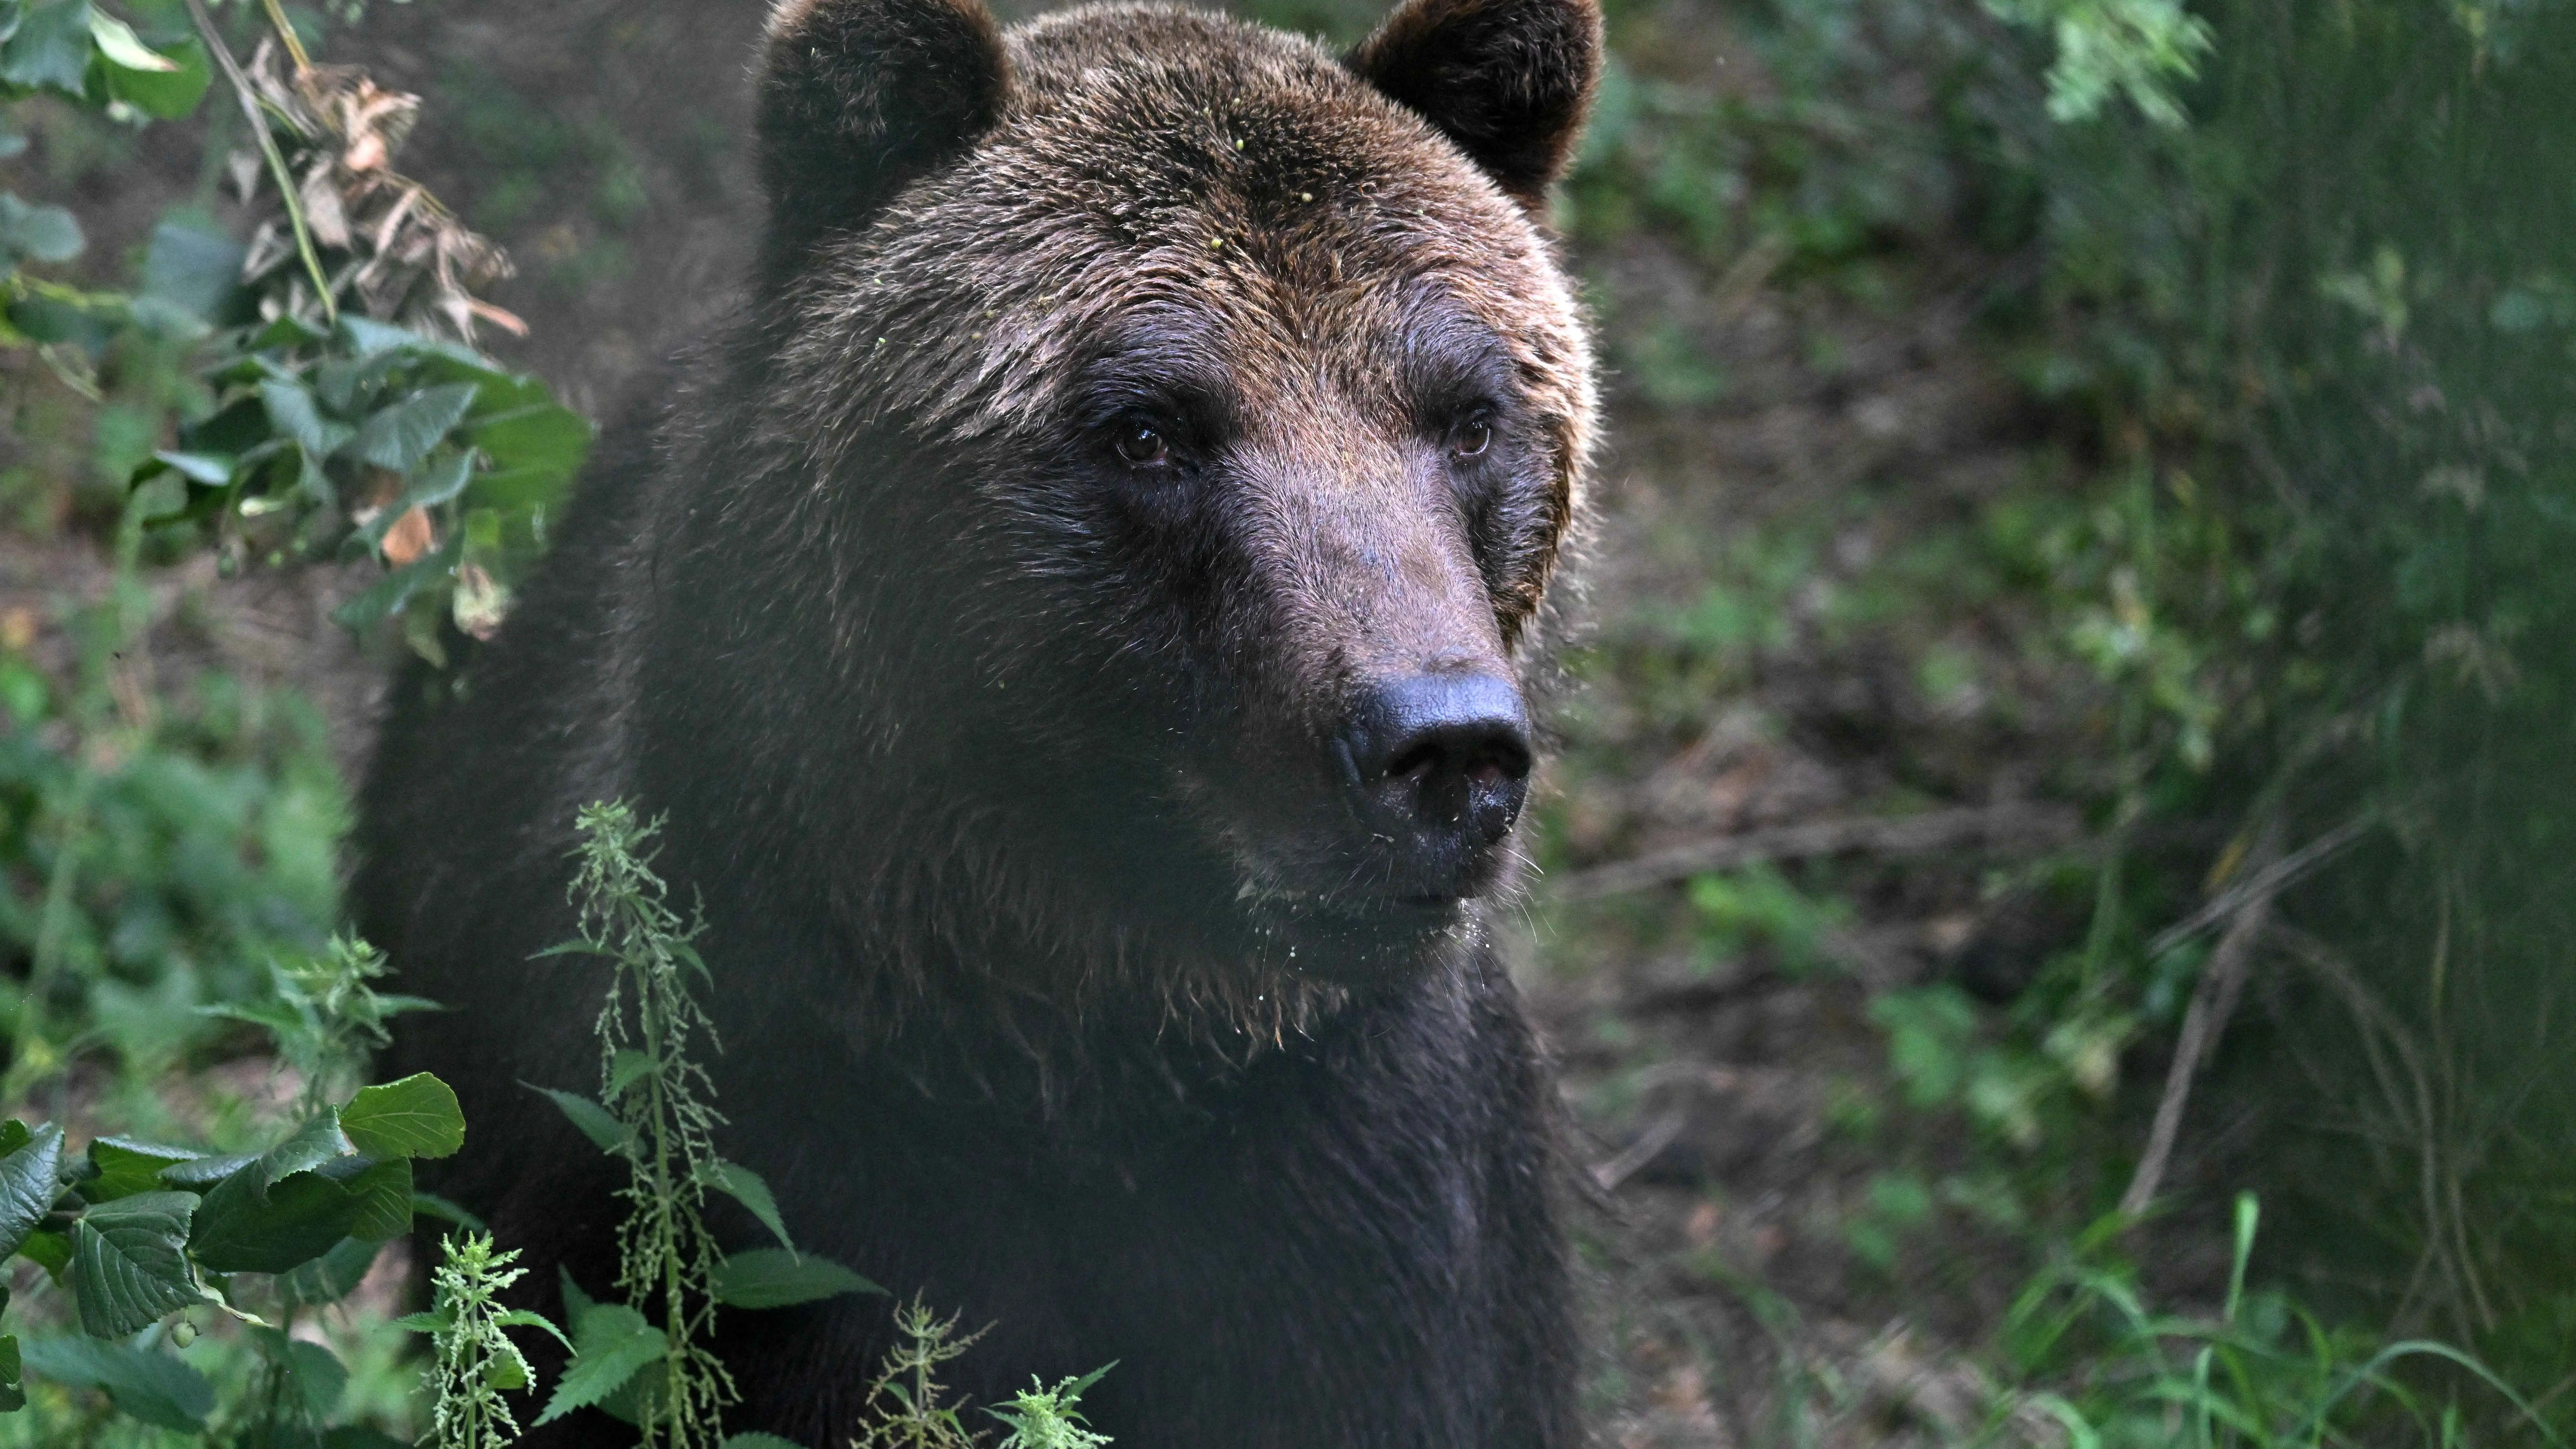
[2119,821,2286,1217]
[1551,803,2083,901]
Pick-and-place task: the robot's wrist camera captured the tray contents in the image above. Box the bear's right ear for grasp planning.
[1347,0,1602,211]
[755,0,1011,273]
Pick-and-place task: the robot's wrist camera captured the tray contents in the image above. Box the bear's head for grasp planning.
[717,0,1598,1026]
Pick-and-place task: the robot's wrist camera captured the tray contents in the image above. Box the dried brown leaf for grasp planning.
[381,505,434,567]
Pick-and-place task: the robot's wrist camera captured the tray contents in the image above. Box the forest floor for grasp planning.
[1523,243,2103,1444]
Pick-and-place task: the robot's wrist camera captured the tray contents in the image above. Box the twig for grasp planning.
[258,0,311,72]
[183,0,336,324]
[1593,1106,1689,1193]
[2120,817,2285,1216]
[2143,813,2372,958]
[1551,804,2083,901]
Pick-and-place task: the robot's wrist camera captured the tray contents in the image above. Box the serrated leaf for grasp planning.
[18,1335,211,1430]
[279,1236,382,1308]
[700,1159,792,1251]
[71,1192,200,1337]
[85,1138,201,1204]
[529,1086,635,1157]
[494,1307,574,1351]
[157,1151,257,1191]
[0,1123,64,1260]
[536,1303,666,1425]
[350,383,478,473]
[188,1165,359,1275]
[559,1266,596,1321]
[260,380,354,459]
[257,1111,355,1188]
[342,1157,413,1242]
[341,1073,466,1160]
[710,1249,882,1309]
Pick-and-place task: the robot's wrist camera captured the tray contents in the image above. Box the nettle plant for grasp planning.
[530,806,1114,1449]
[0,944,475,1438]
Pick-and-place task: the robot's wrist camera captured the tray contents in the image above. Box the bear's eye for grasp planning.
[1448,413,1494,461]
[1112,419,1172,469]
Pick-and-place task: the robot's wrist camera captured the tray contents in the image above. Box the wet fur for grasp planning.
[356,2,1600,1444]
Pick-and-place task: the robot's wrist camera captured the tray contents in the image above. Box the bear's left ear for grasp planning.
[1346,0,1603,210]
[756,0,1012,275]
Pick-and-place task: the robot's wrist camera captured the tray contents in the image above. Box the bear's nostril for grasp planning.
[1341,673,1534,849]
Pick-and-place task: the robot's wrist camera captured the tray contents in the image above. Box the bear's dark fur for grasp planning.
[353,0,1601,1443]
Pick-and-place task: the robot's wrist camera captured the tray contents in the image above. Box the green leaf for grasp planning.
[0,1,94,93]
[341,1073,466,1160]
[17,1230,70,1277]
[468,401,593,477]
[700,1159,792,1251]
[341,1157,413,1242]
[411,1191,486,1233]
[260,380,354,460]
[157,1152,256,1191]
[494,1307,574,1351]
[250,1329,347,1422]
[335,314,427,357]
[71,1192,201,1337]
[0,1334,21,1414]
[0,192,82,265]
[329,533,459,634]
[536,1303,666,1425]
[17,1335,212,1430]
[84,1138,199,1204]
[148,450,232,485]
[83,8,172,70]
[710,1249,882,1310]
[257,1110,356,1188]
[0,1123,64,1261]
[278,1236,382,1308]
[189,1166,357,1275]
[140,217,243,319]
[528,1086,635,1157]
[724,1436,814,1449]
[350,383,479,473]
[0,1121,30,1157]
[100,32,207,118]
[606,1049,655,1100]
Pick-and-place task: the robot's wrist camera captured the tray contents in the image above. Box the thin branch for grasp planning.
[1550,804,2082,901]
[182,0,335,323]
[2144,812,2373,958]
[2120,816,2285,1217]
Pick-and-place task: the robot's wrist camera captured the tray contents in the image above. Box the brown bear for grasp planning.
[354,0,1602,1443]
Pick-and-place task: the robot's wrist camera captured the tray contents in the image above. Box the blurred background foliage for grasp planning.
[0,0,2568,1440]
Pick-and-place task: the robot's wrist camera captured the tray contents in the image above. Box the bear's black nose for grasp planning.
[1339,672,1534,853]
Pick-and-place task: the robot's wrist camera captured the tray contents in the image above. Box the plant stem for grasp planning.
[182,0,336,323]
